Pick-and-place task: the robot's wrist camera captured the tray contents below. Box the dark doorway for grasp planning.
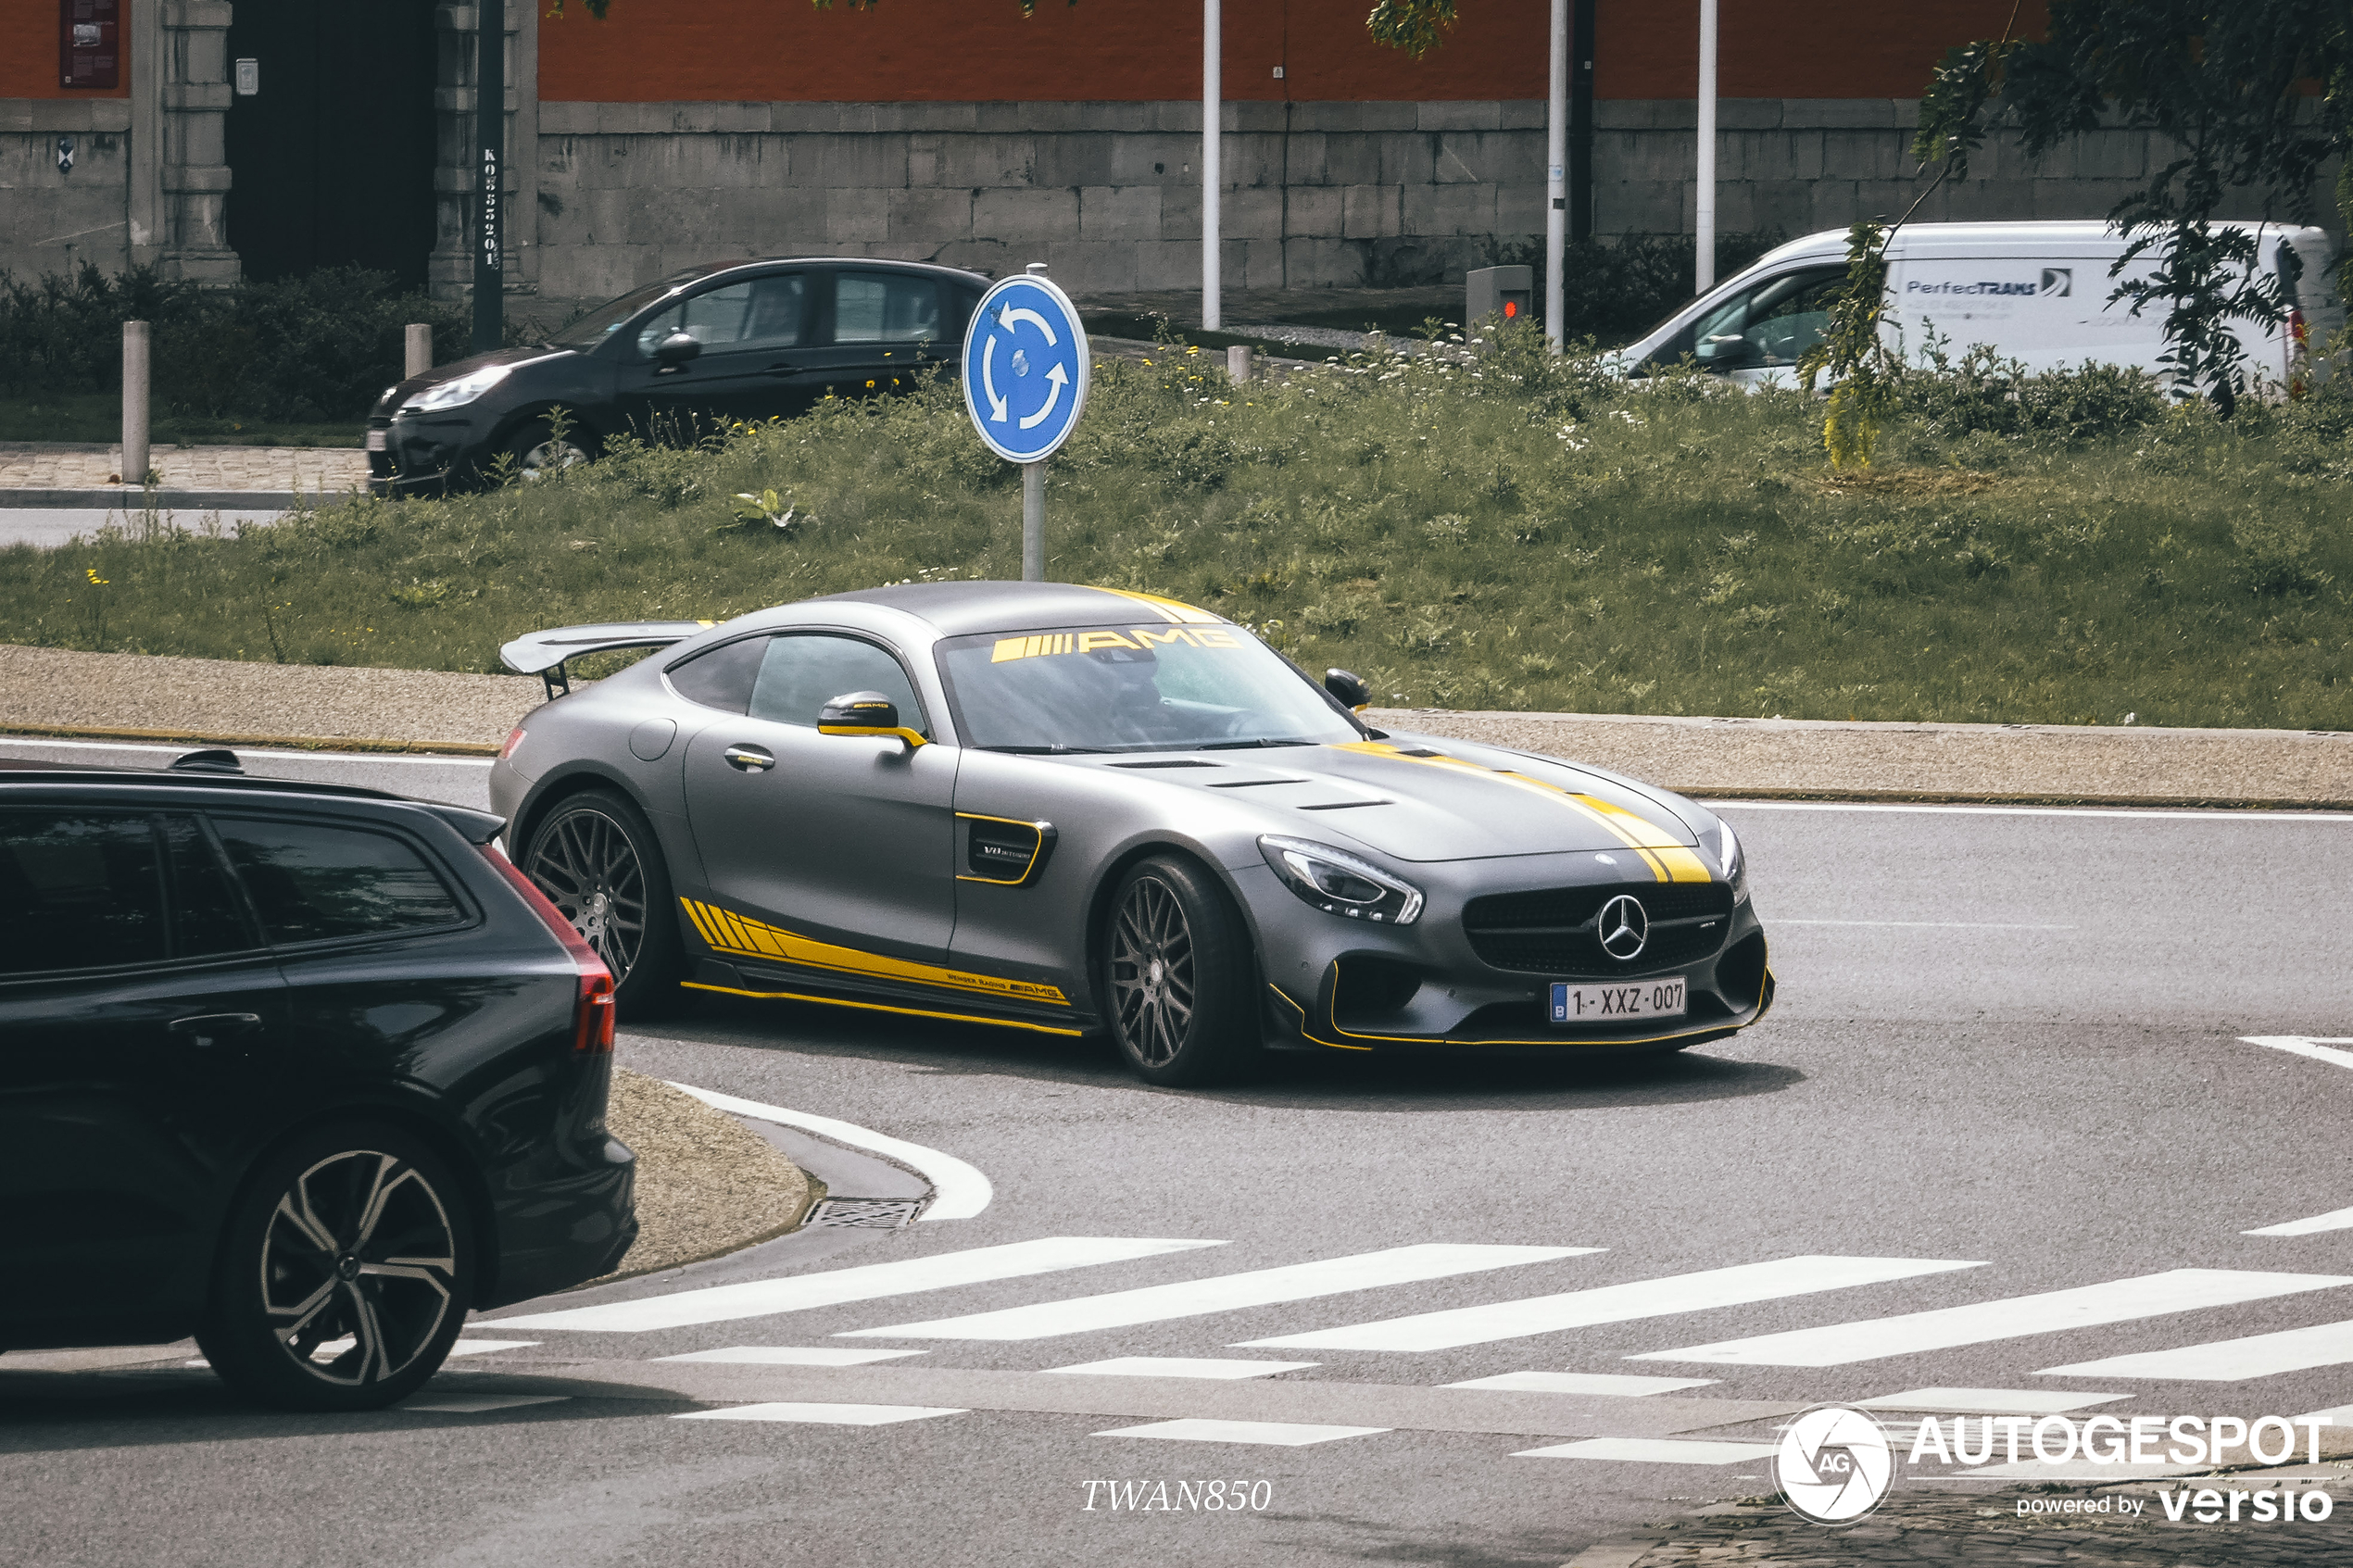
[224,0,436,287]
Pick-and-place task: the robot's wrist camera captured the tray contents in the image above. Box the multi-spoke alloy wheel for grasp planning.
[1099,854,1258,1086]
[510,418,592,479]
[522,790,685,1017]
[198,1125,475,1411]
[525,804,648,983]
[1110,875,1196,1068]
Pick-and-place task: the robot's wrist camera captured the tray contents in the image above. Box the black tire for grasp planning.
[522,787,685,1018]
[1099,854,1261,1086]
[507,415,594,479]
[196,1123,474,1412]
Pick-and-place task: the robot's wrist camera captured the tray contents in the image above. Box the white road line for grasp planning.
[1239,1255,1983,1353]
[446,1338,538,1357]
[665,1082,992,1221]
[2040,1319,2353,1382]
[1445,1372,1718,1396]
[0,736,495,767]
[2243,1036,2353,1073]
[2245,1205,2353,1237]
[1045,1357,1318,1379]
[1776,920,2075,929]
[675,1402,965,1426]
[1633,1269,2353,1368]
[405,1395,571,1414]
[1513,1437,1778,1464]
[1856,1388,2128,1414]
[2296,1401,2353,1424]
[653,1347,927,1366]
[491,1236,1223,1333]
[838,1244,1590,1342]
[1094,1419,1386,1447]
[1715,801,2353,822]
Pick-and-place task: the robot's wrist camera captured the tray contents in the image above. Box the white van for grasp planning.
[1617,220,2344,391]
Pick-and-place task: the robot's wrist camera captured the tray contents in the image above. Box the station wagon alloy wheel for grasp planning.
[259,1148,459,1389]
[198,1124,476,1411]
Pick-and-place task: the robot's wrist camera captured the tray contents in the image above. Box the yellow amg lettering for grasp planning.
[1131,626,1197,647]
[1193,628,1240,647]
[991,636,1029,662]
[1077,630,1141,653]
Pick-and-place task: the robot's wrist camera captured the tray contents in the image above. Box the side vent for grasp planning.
[959,815,1055,886]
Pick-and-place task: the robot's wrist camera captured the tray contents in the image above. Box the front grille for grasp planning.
[1464,881,1734,977]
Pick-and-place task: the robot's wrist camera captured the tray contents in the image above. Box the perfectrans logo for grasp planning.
[1777,1404,1895,1525]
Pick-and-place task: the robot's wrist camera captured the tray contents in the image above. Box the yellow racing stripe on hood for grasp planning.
[1086,586,1227,624]
[1327,740,1712,883]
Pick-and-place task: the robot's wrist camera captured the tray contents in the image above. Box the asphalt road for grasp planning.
[6,739,2352,1567]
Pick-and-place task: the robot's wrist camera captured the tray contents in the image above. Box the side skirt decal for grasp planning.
[684,983,1087,1037]
[679,897,1071,1008]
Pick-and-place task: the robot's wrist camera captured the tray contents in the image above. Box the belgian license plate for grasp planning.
[365,429,387,451]
[1552,978,1687,1024]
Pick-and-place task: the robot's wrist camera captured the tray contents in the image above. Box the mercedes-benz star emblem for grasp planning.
[1597,894,1649,960]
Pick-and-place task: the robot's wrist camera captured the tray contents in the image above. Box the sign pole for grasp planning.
[1022,461,1045,582]
[1544,0,1566,352]
[1695,0,1718,295]
[472,0,505,356]
[1202,0,1221,332]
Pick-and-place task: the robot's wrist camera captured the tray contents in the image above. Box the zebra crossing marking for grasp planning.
[675,1402,967,1426]
[1633,1268,2353,1367]
[2245,1205,2353,1237]
[2040,1317,2353,1382]
[1045,1357,1318,1379]
[492,1236,1223,1333]
[1445,1372,1718,1396]
[1095,1418,1387,1447]
[654,1347,927,1366]
[839,1244,1590,1342]
[1512,1437,1778,1464]
[1240,1254,1983,1352]
[1854,1388,2127,1414]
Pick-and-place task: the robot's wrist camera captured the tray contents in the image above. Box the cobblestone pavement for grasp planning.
[1612,1478,2349,1566]
[0,442,367,494]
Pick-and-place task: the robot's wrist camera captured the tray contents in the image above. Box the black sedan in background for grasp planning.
[0,755,636,1411]
[369,257,988,494]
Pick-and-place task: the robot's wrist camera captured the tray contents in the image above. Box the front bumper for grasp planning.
[368,408,497,496]
[1239,857,1773,1054]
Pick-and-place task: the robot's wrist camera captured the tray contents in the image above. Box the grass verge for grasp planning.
[3,327,2349,731]
[0,394,360,448]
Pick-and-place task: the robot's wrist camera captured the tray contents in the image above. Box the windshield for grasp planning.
[937,622,1362,754]
[545,278,690,350]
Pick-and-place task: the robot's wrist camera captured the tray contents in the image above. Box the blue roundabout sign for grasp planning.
[963,271,1090,464]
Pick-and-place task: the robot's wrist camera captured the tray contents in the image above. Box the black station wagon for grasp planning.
[0,754,636,1410]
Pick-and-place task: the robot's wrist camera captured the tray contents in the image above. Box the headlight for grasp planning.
[1714,819,1748,903]
[405,363,512,412]
[1258,834,1424,925]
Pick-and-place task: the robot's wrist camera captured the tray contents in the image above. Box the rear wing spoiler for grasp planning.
[499,620,714,700]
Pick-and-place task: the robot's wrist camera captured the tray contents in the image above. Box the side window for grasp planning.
[635,276,807,358]
[833,272,943,345]
[213,819,464,946]
[1692,269,1845,370]
[667,634,770,714]
[749,634,928,734]
[162,815,260,959]
[0,810,166,974]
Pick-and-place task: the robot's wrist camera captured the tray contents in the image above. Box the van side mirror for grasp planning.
[655,332,702,370]
[818,691,927,749]
[1324,669,1371,711]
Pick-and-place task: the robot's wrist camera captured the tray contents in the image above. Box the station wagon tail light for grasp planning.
[1258,834,1424,925]
[480,844,617,1052]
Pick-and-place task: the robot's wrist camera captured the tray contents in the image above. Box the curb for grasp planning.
[1679,787,2353,812]
[0,488,337,509]
[0,721,499,757]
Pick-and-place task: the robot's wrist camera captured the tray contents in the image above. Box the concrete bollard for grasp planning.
[404,322,433,381]
[120,320,150,486]
[1227,344,1252,383]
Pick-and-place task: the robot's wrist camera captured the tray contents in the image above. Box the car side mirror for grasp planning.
[1324,669,1371,711]
[655,332,702,370]
[817,690,926,749]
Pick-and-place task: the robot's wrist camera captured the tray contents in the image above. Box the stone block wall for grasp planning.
[529,97,2343,306]
[1,101,134,282]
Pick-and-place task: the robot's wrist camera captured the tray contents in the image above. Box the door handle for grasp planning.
[724,745,775,772]
[169,1012,262,1046]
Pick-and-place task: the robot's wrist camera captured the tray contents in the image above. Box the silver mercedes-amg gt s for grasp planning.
[490,582,1772,1084]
